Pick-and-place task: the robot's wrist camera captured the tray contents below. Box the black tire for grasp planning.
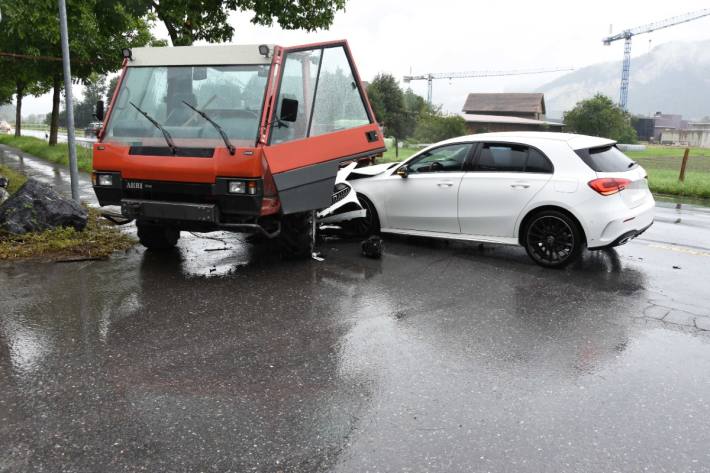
[344,193,381,237]
[523,210,583,268]
[137,221,180,250]
[277,211,316,259]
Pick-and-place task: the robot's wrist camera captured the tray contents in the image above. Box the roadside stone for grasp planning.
[695,316,710,331]
[663,309,696,327]
[0,178,87,234]
[0,175,9,205]
[643,304,670,320]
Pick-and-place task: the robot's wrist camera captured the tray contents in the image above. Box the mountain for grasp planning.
[538,40,710,120]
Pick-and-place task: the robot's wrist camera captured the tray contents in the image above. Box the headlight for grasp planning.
[228,181,246,194]
[97,174,113,186]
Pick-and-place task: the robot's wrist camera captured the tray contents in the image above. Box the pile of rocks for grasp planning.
[0,178,88,234]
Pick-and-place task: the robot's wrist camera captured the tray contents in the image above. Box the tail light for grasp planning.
[588,178,631,196]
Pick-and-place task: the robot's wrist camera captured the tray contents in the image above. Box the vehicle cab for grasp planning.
[92,41,384,253]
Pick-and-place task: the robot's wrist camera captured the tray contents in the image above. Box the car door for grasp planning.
[259,42,385,214]
[382,143,473,233]
[458,142,553,238]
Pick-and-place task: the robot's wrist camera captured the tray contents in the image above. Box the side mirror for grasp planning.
[279,98,299,122]
[396,166,408,178]
[95,100,105,121]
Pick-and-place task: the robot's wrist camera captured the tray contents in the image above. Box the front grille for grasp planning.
[123,181,215,204]
[331,186,350,205]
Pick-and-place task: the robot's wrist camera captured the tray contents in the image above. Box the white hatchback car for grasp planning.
[346,132,655,268]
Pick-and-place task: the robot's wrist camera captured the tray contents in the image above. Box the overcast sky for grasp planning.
[20,0,710,116]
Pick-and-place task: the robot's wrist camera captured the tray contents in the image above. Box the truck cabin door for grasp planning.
[260,41,385,214]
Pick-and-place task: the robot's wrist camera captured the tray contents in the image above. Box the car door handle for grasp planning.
[510,183,530,189]
[437,182,454,187]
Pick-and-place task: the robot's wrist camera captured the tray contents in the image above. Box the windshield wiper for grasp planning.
[628,161,638,168]
[129,102,178,155]
[182,101,236,155]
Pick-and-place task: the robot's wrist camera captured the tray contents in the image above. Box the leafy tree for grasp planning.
[130,0,347,46]
[367,74,409,157]
[0,1,52,136]
[0,0,158,144]
[563,94,637,143]
[413,110,467,144]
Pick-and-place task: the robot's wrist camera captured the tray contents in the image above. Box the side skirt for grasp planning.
[380,227,519,246]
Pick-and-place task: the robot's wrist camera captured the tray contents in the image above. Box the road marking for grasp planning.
[648,243,710,257]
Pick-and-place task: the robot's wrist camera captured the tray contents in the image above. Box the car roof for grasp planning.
[439,131,616,150]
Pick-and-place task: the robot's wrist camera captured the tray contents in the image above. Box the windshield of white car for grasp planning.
[102,65,270,148]
[575,145,638,172]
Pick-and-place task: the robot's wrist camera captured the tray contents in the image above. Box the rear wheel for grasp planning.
[523,210,583,268]
[137,221,180,250]
[277,211,316,259]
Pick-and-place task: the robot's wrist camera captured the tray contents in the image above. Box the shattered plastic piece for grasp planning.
[311,252,325,262]
[361,235,383,259]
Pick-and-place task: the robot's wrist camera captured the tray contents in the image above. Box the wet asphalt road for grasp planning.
[2,146,710,472]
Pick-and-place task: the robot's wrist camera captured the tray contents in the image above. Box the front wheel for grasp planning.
[523,210,583,268]
[343,193,380,237]
[276,211,316,259]
[137,221,180,250]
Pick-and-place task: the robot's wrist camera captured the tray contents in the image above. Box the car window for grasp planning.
[574,145,637,172]
[473,143,553,173]
[475,144,527,172]
[406,144,472,173]
[525,148,554,173]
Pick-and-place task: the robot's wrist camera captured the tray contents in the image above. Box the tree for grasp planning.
[413,110,468,144]
[130,0,347,46]
[563,94,637,143]
[0,1,52,136]
[367,74,408,157]
[0,0,158,144]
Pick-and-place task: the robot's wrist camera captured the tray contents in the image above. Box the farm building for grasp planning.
[461,93,563,134]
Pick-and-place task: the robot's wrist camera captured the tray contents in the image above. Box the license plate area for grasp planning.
[121,199,217,222]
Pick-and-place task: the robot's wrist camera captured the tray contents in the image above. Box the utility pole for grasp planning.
[58,0,80,202]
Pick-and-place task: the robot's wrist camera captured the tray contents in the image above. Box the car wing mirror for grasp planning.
[279,98,299,122]
[95,100,105,121]
[396,166,408,178]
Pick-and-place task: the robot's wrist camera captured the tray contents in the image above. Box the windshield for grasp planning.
[103,65,270,148]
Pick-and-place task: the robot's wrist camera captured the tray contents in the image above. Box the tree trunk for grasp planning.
[49,75,61,146]
[14,82,24,138]
[395,137,399,158]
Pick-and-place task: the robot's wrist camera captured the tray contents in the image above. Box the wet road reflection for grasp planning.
[3,233,710,472]
[3,144,710,470]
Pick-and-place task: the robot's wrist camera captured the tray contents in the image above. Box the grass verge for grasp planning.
[0,207,135,261]
[0,135,93,173]
[0,164,28,194]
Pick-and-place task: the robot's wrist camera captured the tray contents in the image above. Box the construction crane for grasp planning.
[603,9,710,111]
[402,67,575,105]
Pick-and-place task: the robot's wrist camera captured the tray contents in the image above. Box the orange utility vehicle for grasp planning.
[92,41,385,255]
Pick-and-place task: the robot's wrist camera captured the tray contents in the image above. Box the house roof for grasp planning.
[459,113,562,127]
[462,93,546,115]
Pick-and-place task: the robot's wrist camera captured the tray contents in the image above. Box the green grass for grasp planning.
[0,164,28,194]
[379,146,419,163]
[0,208,135,261]
[0,135,93,173]
[626,145,710,160]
